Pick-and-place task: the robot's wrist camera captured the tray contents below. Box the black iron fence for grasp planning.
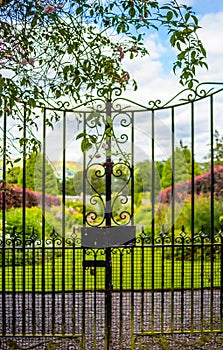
[1,83,223,349]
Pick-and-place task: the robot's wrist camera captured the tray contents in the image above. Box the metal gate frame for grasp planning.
[1,82,223,349]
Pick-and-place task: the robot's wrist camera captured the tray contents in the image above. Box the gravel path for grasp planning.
[1,290,223,349]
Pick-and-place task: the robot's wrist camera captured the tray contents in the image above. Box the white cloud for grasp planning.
[121,34,181,105]
[196,11,223,81]
[113,8,223,163]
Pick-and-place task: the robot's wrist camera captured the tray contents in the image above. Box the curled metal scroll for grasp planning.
[175,226,191,245]
[85,160,133,227]
[155,225,171,244]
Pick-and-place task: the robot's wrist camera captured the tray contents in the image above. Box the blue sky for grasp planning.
[192,0,223,15]
[121,0,223,104]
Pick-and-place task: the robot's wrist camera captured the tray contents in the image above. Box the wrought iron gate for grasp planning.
[1,83,223,349]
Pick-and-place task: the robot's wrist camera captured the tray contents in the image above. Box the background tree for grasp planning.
[134,160,163,194]
[6,166,21,184]
[18,153,58,195]
[0,0,207,160]
[203,129,223,168]
[161,141,202,189]
[57,177,77,197]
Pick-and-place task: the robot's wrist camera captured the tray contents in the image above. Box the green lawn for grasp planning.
[0,246,221,292]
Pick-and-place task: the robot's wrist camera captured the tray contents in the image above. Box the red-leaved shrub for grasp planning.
[158,165,223,204]
[0,183,60,209]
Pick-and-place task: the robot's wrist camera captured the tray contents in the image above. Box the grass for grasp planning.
[0,245,221,292]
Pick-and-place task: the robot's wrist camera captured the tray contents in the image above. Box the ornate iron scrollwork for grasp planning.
[81,101,135,247]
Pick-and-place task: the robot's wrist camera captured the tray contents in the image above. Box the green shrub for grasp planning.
[176,194,223,235]
[0,204,83,240]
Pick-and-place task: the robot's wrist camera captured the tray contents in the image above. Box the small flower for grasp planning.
[123,72,130,82]
[44,5,57,13]
[102,143,110,150]
[119,51,124,61]
[95,154,101,158]
[21,58,28,66]
[29,58,35,66]
[131,45,137,52]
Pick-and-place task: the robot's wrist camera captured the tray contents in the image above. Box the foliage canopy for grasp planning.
[0,0,207,106]
[0,0,207,161]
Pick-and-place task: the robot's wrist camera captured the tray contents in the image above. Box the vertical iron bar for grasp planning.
[171,107,175,332]
[52,230,56,335]
[141,232,144,333]
[94,252,97,349]
[201,235,204,331]
[151,110,155,333]
[161,234,165,333]
[105,100,112,227]
[1,100,7,336]
[12,228,16,335]
[72,231,76,335]
[119,250,123,350]
[131,111,134,226]
[82,112,87,349]
[22,104,27,336]
[221,235,223,331]
[62,110,66,335]
[131,246,134,349]
[82,248,86,349]
[131,110,136,346]
[41,108,46,335]
[181,237,185,331]
[105,101,112,350]
[190,102,195,332]
[83,112,86,228]
[210,95,214,331]
[32,231,36,336]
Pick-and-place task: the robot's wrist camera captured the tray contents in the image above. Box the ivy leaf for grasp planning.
[167,11,173,21]
[76,132,86,140]
[81,138,92,152]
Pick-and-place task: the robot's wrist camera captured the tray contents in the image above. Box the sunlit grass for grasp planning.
[0,246,221,292]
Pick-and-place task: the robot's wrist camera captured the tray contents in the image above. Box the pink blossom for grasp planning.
[119,51,124,61]
[123,72,130,81]
[29,58,35,66]
[21,58,27,66]
[44,5,57,13]
[102,143,110,150]
[117,45,124,60]
[131,45,137,51]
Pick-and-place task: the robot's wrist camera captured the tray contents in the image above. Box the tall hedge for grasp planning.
[158,165,223,204]
[0,183,60,209]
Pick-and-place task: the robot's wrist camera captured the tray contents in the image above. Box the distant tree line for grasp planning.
[5,133,223,198]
